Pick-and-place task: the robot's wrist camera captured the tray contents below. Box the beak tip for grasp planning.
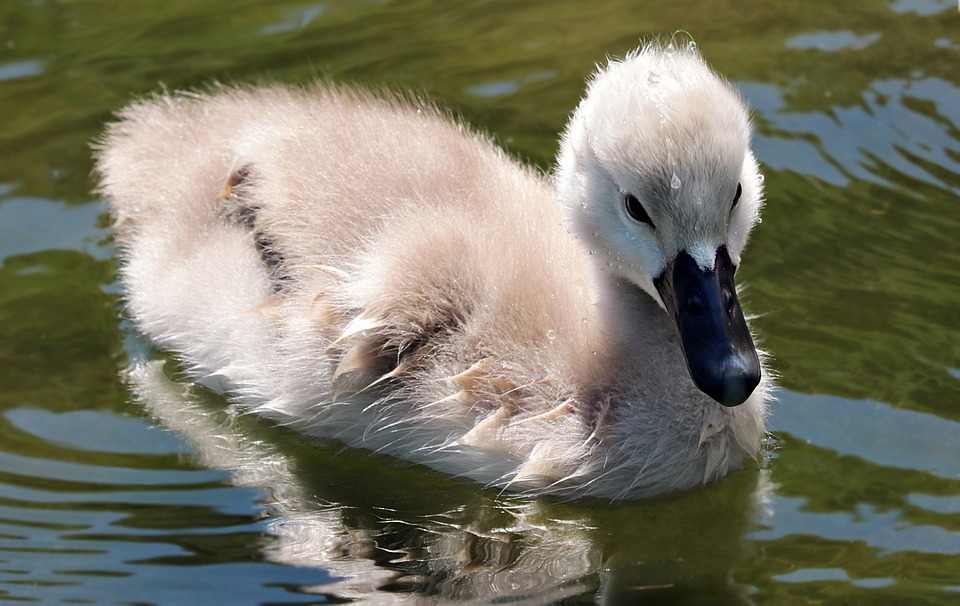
[707,356,761,407]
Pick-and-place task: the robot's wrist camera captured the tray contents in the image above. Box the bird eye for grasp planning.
[624,194,654,227]
[732,183,742,208]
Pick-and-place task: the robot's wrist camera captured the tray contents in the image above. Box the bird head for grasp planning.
[555,43,764,406]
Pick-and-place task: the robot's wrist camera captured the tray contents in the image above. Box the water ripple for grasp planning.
[744,76,960,188]
[786,31,882,51]
[0,59,45,81]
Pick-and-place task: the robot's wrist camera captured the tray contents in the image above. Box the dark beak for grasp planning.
[653,246,761,407]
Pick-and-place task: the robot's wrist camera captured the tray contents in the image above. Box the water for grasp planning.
[1,0,958,603]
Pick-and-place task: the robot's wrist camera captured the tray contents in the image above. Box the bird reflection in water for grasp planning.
[129,361,771,604]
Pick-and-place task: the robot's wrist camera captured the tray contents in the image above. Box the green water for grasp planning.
[1,0,958,603]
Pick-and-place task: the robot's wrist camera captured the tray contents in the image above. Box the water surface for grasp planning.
[1,0,958,603]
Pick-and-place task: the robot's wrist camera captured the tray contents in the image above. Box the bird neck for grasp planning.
[591,266,679,358]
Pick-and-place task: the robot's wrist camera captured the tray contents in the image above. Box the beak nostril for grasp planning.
[687,295,704,315]
[722,290,734,313]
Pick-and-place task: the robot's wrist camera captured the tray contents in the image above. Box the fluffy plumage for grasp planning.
[96,42,772,500]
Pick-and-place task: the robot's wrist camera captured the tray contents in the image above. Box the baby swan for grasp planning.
[97,43,772,500]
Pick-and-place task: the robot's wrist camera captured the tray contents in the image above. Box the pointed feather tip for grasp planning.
[439,358,516,395]
[330,336,392,399]
[245,296,282,322]
[331,314,386,346]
